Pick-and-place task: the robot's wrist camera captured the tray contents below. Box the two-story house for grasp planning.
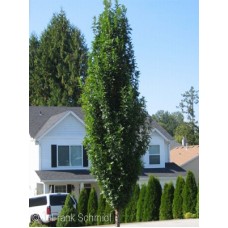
[29,106,186,199]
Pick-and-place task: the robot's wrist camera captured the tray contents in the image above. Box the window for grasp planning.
[58,145,82,167]
[149,145,160,165]
[54,185,67,193]
[29,196,47,207]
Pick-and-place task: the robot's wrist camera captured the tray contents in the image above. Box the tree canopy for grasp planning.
[29,10,88,106]
[81,0,151,226]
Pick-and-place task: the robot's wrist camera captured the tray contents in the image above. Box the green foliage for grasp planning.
[136,184,147,222]
[56,194,78,227]
[97,193,106,225]
[174,122,199,145]
[104,201,115,225]
[172,176,185,219]
[86,188,98,225]
[81,1,151,226]
[29,10,88,106]
[29,221,48,227]
[182,171,198,214]
[143,176,162,221]
[152,110,184,136]
[159,182,175,220]
[78,189,89,226]
[124,184,140,222]
[184,212,197,219]
[196,186,199,218]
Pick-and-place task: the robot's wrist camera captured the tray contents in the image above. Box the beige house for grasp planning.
[170,145,199,183]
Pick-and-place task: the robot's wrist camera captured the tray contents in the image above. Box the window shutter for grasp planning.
[83,146,88,167]
[67,184,72,193]
[51,145,57,167]
[49,185,54,193]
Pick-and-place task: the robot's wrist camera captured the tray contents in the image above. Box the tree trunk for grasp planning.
[115,209,120,227]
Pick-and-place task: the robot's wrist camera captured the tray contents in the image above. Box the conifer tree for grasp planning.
[172,176,185,219]
[78,189,89,226]
[97,193,106,225]
[159,182,174,220]
[86,188,98,225]
[136,184,147,222]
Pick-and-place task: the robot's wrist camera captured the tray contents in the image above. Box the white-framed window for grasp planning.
[58,145,82,167]
[54,185,67,193]
[149,145,160,164]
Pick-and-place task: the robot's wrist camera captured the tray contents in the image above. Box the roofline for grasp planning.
[40,179,96,183]
[36,111,85,141]
[181,155,199,167]
[152,128,171,142]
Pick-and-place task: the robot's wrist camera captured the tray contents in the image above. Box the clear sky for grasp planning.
[29,0,199,120]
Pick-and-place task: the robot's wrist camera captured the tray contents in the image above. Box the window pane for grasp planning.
[149,155,160,164]
[50,194,67,205]
[149,145,160,155]
[58,146,69,166]
[54,185,66,193]
[71,146,82,166]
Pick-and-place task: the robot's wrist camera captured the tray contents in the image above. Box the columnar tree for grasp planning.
[86,187,98,225]
[56,194,78,227]
[29,10,88,106]
[143,176,162,221]
[81,0,151,226]
[172,176,185,219]
[136,184,147,222]
[159,182,175,220]
[78,189,89,226]
[182,171,198,214]
[97,193,106,225]
[124,184,140,222]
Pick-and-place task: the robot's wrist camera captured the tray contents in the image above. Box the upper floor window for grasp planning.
[58,145,82,167]
[149,145,160,165]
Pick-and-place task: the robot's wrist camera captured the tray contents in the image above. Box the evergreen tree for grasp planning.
[182,171,198,214]
[97,193,106,225]
[81,0,151,226]
[143,176,162,221]
[196,186,199,218]
[104,201,115,225]
[124,184,140,222]
[56,194,78,227]
[136,184,147,222]
[159,182,175,220]
[172,176,185,219]
[29,10,88,106]
[86,188,98,225]
[78,188,89,226]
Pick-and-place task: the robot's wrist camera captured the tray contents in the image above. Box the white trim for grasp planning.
[152,128,171,142]
[37,111,85,141]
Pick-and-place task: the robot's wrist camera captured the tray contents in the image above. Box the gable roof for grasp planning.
[29,106,84,139]
[170,145,199,166]
[29,106,173,141]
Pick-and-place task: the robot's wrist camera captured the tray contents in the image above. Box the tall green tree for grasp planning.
[29,10,88,106]
[143,176,162,221]
[81,0,151,226]
[56,194,78,227]
[172,176,185,219]
[78,188,89,226]
[152,110,184,136]
[182,171,198,214]
[159,182,174,220]
[177,86,199,144]
[86,187,98,225]
[136,184,147,222]
[97,193,106,225]
[124,184,140,223]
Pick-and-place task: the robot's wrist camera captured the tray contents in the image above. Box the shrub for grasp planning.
[159,182,175,220]
[172,176,185,219]
[136,184,147,222]
[125,184,140,223]
[29,221,48,227]
[78,188,89,226]
[97,193,106,225]
[104,200,115,225]
[182,171,198,214]
[56,194,78,227]
[86,187,98,225]
[143,176,162,221]
[184,212,197,219]
[196,186,199,218]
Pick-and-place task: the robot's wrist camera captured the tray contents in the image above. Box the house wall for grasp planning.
[182,157,199,184]
[143,131,169,168]
[39,114,86,170]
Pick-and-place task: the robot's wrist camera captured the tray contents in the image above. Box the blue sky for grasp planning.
[29,0,199,120]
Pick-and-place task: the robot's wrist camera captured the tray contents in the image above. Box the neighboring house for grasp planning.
[170,145,199,183]
[29,106,186,199]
